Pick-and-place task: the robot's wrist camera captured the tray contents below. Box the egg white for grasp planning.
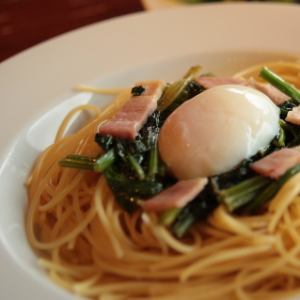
[158,84,280,179]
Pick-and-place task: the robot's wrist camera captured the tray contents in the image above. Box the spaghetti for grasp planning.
[26,60,300,300]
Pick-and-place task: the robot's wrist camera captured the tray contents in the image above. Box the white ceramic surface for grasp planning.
[1,3,300,300]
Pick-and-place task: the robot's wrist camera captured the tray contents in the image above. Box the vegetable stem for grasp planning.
[216,176,270,212]
[171,183,218,238]
[59,155,95,170]
[158,65,201,111]
[247,164,300,213]
[127,154,145,180]
[172,215,195,238]
[94,149,116,172]
[148,144,158,179]
[260,67,300,102]
[160,208,181,226]
[59,149,115,172]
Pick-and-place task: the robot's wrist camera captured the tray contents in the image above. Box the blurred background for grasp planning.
[0,0,297,63]
[0,0,143,62]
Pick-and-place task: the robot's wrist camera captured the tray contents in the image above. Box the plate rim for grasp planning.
[1,3,300,299]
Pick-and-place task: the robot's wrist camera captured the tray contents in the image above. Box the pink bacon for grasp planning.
[196,76,245,89]
[98,80,165,139]
[142,178,208,212]
[286,106,300,126]
[250,80,289,105]
[196,75,289,105]
[250,148,300,180]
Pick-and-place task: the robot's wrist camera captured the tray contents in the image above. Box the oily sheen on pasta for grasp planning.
[26,61,300,300]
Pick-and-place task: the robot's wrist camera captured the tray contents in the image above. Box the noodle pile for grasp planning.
[26,61,300,300]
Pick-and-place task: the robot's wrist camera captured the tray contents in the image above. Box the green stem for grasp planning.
[59,149,115,173]
[93,149,116,172]
[172,216,195,238]
[260,67,300,102]
[158,65,201,111]
[160,208,181,226]
[218,176,270,212]
[59,155,95,170]
[247,164,300,213]
[148,144,158,179]
[127,154,145,180]
[272,123,285,148]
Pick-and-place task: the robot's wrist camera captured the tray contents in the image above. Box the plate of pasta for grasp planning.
[1,3,300,300]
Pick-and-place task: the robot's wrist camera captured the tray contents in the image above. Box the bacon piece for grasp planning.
[250,81,289,105]
[196,75,289,106]
[99,96,157,139]
[134,80,165,96]
[250,148,300,179]
[286,106,300,125]
[196,76,246,89]
[142,178,208,212]
[98,80,165,139]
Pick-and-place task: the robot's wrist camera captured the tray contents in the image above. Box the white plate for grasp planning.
[1,3,300,300]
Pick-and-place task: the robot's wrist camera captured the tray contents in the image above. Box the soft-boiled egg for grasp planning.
[158,84,280,179]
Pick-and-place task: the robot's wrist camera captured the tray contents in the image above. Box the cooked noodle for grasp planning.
[26,61,300,300]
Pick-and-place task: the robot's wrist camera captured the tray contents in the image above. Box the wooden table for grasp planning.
[0,0,144,63]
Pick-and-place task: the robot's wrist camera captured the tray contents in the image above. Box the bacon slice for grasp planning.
[196,75,289,106]
[98,80,165,139]
[250,148,300,179]
[196,76,246,89]
[286,106,300,125]
[134,80,165,96]
[250,81,289,105]
[142,178,208,212]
